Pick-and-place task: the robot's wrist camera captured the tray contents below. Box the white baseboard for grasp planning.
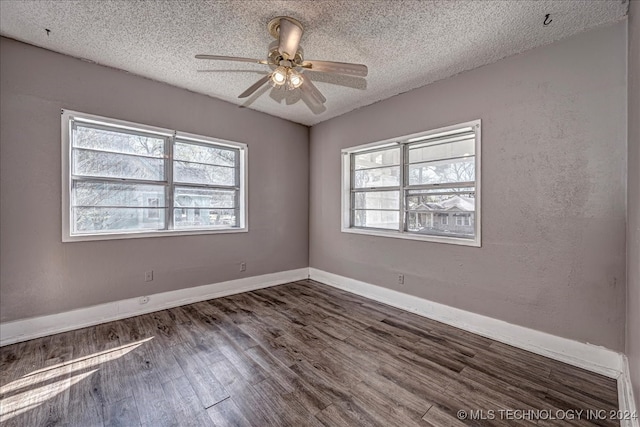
[618,356,640,427]
[309,268,622,379]
[0,268,309,347]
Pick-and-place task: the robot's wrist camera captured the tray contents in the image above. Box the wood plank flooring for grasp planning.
[0,280,619,426]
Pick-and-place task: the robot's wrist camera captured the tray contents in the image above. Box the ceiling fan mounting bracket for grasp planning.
[268,16,304,39]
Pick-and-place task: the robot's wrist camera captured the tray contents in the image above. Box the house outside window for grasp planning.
[62,110,247,241]
[341,120,481,247]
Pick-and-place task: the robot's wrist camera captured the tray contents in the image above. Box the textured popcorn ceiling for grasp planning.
[0,1,628,126]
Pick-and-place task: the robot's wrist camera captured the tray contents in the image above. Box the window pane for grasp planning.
[409,138,474,163]
[73,125,164,157]
[353,166,400,188]
[354,147,400,170]
[174,161,235,186]
[174,142,236,167]
[406,191,475,239]
[174,187,235,209]
[174,208,237,228]
[73,207,165,233]
[353,210,399,230]
[354,191,399,209]
[73,181,166,207]
[407,157,474,185]
[73,149,165,181]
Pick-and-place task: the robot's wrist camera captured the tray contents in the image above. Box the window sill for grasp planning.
[341,227,481,247]
[63,227,248,243]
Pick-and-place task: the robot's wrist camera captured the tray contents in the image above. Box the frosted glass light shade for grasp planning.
[272,66,287,85]
[288,70,303,89]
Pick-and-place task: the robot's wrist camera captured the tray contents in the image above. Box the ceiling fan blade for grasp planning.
[301,60,368,77]
[238,74,272,98]
[195,55,268,65]
[303,70,367,90]
[299,78,327,106]
[278,17,303,60]
[197,70,269,75]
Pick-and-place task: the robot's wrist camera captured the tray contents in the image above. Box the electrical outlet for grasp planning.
[240,262,246,272]
[398,274,404,285]
[139,296,150,305]
[144,270,153,282]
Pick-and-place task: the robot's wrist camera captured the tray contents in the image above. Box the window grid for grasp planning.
[171,137,240,230]
[343,120,480,246]
[63,110,247,241]
[350,145,402,232]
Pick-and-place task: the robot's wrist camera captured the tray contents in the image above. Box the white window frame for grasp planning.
[62,110,248,242]
[341,120,481,247]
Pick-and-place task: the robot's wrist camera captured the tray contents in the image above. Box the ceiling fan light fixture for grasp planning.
[288,70,303,89]
[272,66,288,86]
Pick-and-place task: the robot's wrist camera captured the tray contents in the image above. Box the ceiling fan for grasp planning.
[195,16,368,113]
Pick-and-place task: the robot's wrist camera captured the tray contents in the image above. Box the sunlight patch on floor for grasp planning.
[0,336,153,422]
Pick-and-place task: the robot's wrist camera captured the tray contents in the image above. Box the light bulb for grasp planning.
[271,66,287,86]
[288,70,303,89]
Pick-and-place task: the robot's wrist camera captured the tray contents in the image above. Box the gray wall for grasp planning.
[0,37,309,322]
[627,0,640,409]
[310,23,627,351]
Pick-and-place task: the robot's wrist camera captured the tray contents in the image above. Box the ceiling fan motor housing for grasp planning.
[268,41,304,67]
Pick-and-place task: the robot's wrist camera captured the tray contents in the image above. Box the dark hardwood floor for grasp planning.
[0,280,619,426]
